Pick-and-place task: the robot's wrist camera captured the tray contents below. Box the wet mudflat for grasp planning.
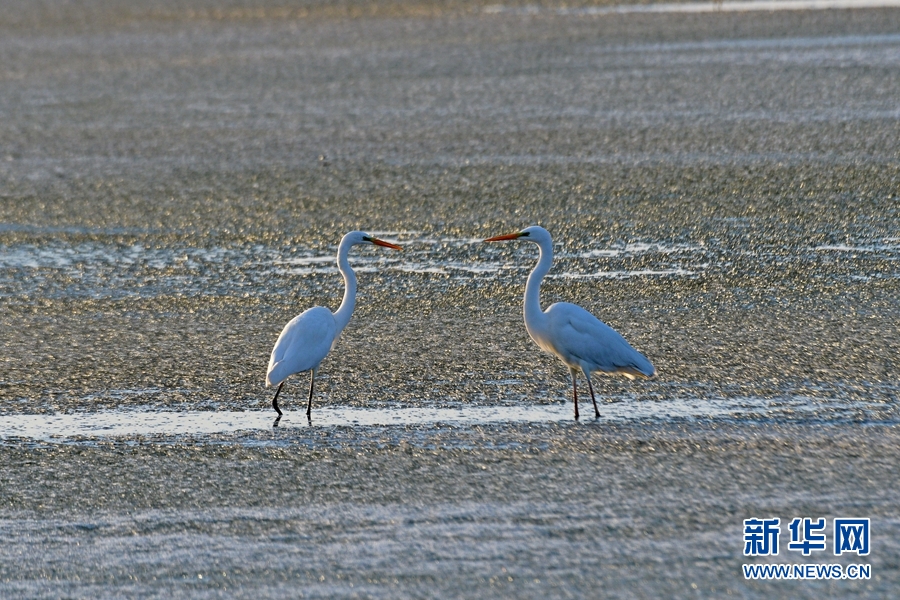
[1,1,899,597]
[2,423,899,598]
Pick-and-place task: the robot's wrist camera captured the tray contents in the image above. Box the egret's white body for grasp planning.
[266,306,336,389]
[485,226,655,419]
[266,231,401,421]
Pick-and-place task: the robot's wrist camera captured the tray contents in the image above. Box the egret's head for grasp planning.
[344,231,403,250]
[484,225,550,244]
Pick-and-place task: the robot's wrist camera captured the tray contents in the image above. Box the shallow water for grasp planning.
[3,391,898,443]
[1,2,899,598]
[488,0,900,15]
[0,400,752,440]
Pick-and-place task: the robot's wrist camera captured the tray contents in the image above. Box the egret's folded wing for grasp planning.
[547,302,655,377]
[266,306,336,386]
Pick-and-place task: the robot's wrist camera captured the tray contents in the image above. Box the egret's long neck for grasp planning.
[332,239,357,333]
[524,237,552,334]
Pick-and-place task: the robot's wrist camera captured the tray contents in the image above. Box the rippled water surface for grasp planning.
[1,1,899,598]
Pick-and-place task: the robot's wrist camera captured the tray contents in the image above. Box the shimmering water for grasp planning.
[1,2,899,598]
[486,0,900,15]
[0,400,755,441]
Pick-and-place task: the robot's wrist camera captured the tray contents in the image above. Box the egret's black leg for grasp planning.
[272,381,284,416]
[306,370,315,421]
[586,374,600,419]
[570,368,580,420]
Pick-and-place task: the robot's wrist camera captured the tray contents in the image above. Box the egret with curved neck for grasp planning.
[266,231,402,423]
[485,225,655,419]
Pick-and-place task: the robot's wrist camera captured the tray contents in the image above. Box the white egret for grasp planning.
[266,231,402,422]
[484,226,655,420]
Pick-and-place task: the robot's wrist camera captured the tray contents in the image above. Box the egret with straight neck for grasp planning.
[484,226,655,420]
[266,231,402,424]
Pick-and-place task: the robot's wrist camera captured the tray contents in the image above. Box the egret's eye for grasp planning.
[520,231,530,237]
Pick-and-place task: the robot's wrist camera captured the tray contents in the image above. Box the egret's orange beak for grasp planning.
[370,237,403,250]
[484,232,524,242]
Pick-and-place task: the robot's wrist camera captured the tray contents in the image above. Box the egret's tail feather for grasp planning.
[617,353,656,380]
[618,366,656,380]
[266,361,288,388]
